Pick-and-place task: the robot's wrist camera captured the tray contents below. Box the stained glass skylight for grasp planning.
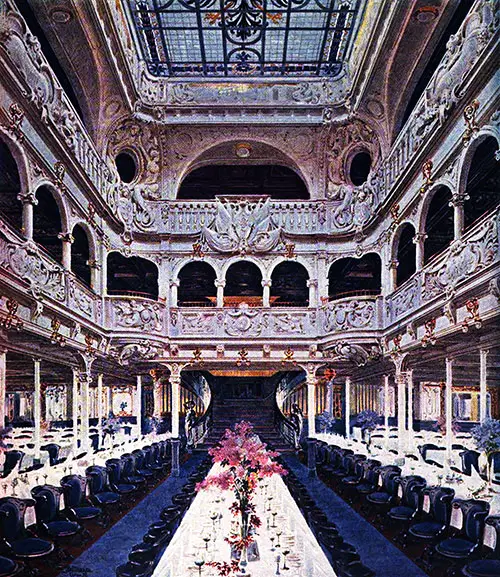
[126,0,362,77]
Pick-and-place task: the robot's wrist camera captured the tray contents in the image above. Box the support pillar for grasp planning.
[307,437,317,477]
[413,233,427,271]
[445,358,453,460]
[80,370,91,452]
[215,279,225,308]
[170,279,179,308]
[72,369,79,453]
[451,194,467,241]
[0,350,6,428]
[262,279,271,308]
[150,370,163,419]
[171,438,180,477]
[97,374,103,449]
[307,279,318,308]
[306,372,316,437]
[407,369,414,449]
[383,374,390,444]
[345,377,351,439]
[388,260,398,293]
[170,370,182,476]
[58,232,74,271]
[17,191,37,241]
[396,369,406,454]
[33,358,41,460]
[480,349,489,422]
[326,380,334,417]
[136,375,142,436]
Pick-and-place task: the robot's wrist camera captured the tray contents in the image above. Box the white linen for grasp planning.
[153,466,336,577]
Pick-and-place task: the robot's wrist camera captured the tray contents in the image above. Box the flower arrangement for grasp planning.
[102,413,121,439]
[355,410,380,432]
[197,421,286,572]
[470,418,500,455]
[317,411,336,433]
[0,427,12,453]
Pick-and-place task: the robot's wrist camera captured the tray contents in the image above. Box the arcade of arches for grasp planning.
[0,1,499,576]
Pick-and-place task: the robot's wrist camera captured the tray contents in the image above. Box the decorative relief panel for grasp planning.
[111,299,164,332]
[385,277,420,324]
[67,277,94,320]
[322,298,377,333]
[423,212,499,299]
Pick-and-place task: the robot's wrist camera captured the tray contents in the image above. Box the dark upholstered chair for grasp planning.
[85,465,120,524]
[387,475,426,525]
[106,459,137,496]
[40,444,61,467]
[0,555,24,576]
[2,452,24,478]
[60,474,101,524]
[462,515,500,577]
[407,486,455,545]
[0,497,54,576]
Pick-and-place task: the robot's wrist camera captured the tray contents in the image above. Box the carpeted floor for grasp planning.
[57,452,206,577]
[283,455,429,577]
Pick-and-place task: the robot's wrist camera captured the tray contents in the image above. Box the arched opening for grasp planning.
[225,262,263,305]
[71,225,91,287]
[395,223,417,287]
[0,138,23,232]
[349,151,372,186]
[424,186,454,264]
[178,165,309,200]
[107,253,159,300]
[33,186,63,263]
[464,137,500,230]
[328,254,381,300]
[398,0,474,131]
[271,262,309,307]
[178,262,217,307]
[115,151,138,184]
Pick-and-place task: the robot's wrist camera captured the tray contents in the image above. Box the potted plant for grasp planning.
[355,410,380,451]
[470,418,500,488]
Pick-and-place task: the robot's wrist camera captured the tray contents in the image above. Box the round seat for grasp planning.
[435,537,475,558]
[94,491,120,505]
[388,506,415,520]
[357,483,376,494]
[10,538,54,558]
[45,519,80,537]
[408,521,444,539]
[463,559,500,577]
[366,491,391,504]
[73,505,101,520]
[0,556,21,577]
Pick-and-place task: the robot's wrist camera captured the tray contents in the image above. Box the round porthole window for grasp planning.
[349,151,372,186]
[115,151,138,183]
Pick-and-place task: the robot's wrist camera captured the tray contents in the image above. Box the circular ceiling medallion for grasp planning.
[51,9,73,23]
[235,142,252,158]
[413,6,439,23]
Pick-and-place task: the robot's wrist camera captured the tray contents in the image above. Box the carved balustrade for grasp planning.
[106,296,166,335]
[320,296,381,334]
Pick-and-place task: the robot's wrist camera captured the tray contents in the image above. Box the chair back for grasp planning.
[106,459,123,485]
[425,486,455,525]
[460,450,480,476]
[31,485,62,524]
[0,497,34,540]
[484,516,500,557]
[399,476,426,509]
[86,466,109,494]
[2,451,24,477]
[132,449,146,469]
[41,443,60,466]
[60,475,87,508]
[457,499,490,543]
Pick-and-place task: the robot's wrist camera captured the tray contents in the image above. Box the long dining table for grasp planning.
[152,464,336,577]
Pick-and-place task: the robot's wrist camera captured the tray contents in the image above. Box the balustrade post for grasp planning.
[262,279,272,307]
[215,279,225,308]
[307,279,318,308]
[17,191,37,241]
[0,350,6,429]
[480,349,489,422]
[33,358,41,460]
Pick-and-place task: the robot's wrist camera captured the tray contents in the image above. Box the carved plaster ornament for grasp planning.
[191,347,204,366]
[70,321,81,339]
[488,277,500,303]
[50,317,66,346]
[236,347,250,367]
[420,159,434,194]
[202,197,281,255]
[3,102,25,142]
[114,299,163,332]
[0,298,23,331]
[421,319,437,348]
[30,300,43,322]
[118,340,162,365]
[329,341,372,367]
[282,346,296,366]
[262,344,271,358]
[216,344,225,358]
[443,299,457,325]
[462,298,482,332]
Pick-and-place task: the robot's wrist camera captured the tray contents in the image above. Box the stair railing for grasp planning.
[190,397,213,447]
[274,402,298,448]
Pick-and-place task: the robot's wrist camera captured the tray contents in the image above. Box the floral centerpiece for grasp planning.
[355,409,380,450]
[317,411,336,434]
[196,421,286,576]
[102,412,121,440]
[470,418,500,486]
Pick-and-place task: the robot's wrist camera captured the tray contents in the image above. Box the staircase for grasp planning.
[197,396,294,453]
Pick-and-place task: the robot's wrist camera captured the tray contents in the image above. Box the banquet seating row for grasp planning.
[0,439,172,576]
[276,459,375,577]
[115,454,212,577]
[313,440,500,577]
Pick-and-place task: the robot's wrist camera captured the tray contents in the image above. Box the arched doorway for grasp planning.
[178,262,217,306]
[423,186,454,264]
[271,262,309,306]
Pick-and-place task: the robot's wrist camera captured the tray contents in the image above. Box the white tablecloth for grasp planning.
[153,466,336,577]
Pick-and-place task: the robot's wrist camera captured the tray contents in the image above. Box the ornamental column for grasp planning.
[450,192,468,241]
[79,371,91,452]
[413,233,427,271]
[88,260,100,293]
[72,368,79,453]
[166,363,184,477]
[33,358,41,460]
[306,370,316,436]
[388,260,398,293]
[445,358,454,460]
[345,377,351,439]
[307,279,318,308]
[58,232,74,271]
[480,349,489,422]
[170,279,179,308]
[383,374,390,444]
[262,279,271,307]
[396,369,406,454]
[407,369,414,448]
[17,191,37,241]
[215,279,225,308]
[136,375,142,436]
[150,369,163,418]
[0,350,6,428]
[326,380,334,417]
[97,374,103,449]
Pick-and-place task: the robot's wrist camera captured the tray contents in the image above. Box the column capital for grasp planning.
[261,279,272,288]
[449,191,470,207]
[17,191,38,205]
[306,278,318,288]
[214,278,226,288]
[412,232,427,244]
[170,278,180,288]
[387,259,398,270]
[58,232,74,244]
